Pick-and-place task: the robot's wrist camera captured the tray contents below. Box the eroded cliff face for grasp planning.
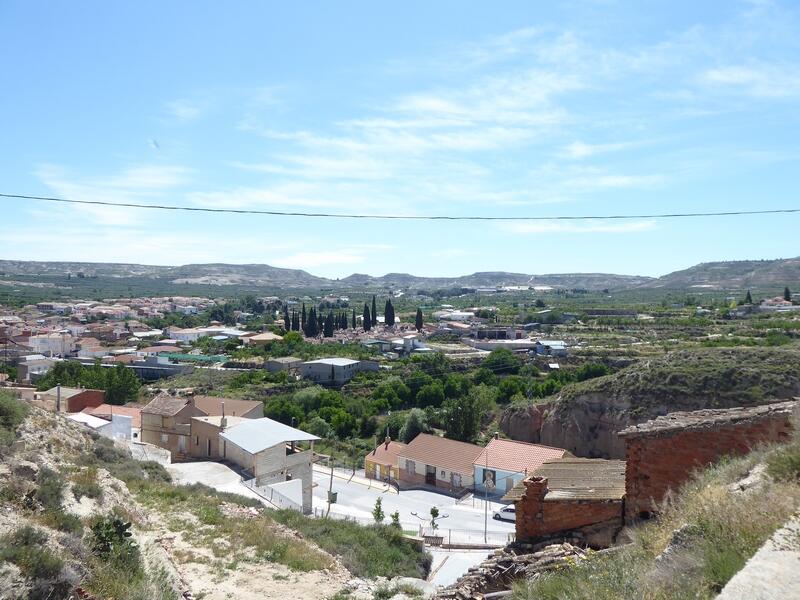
[500,397,637,458]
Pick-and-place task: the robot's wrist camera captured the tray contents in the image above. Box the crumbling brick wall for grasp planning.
[621,401,797,522]
[515,476,623,544]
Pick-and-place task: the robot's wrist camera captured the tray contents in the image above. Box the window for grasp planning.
[160,434,168,443]
[195,435,199,446]
[206,439,211,457]
[405,459,415,474]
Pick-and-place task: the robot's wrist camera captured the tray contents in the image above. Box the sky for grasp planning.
[1,0,799,279]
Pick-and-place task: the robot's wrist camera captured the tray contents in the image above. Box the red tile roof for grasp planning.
[365,440,407,467]
[474,438,567,475]
[397,433,483,475]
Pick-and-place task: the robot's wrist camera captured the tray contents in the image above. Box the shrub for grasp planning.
[73,466,103,501]
[89,516,142,574]
[41,508,84,535]
[35,467,65,512]
[271,510,431,578]
[0,525,64,580]
[766,439,800,481]
[0,392,29,451]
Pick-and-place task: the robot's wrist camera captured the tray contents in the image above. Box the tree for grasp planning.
[351,309,357,329]
[323,312,334,337]
[384,300,395,327]
[372,295,378,326]
[372,497,385,523]
[442,390,482,442]
[785,287,792,302]
[301,304,307,330]
[744,290,753,305]
[291,311,300,331]
[482,347,523,375]
[302,416,333,438]
[535,298,546,308]
[415,381,445,408]
[390,511,401,529]
[363,304,372,332]
[283,306,291,331]
[399,408,430,443]
[415,308,423,332]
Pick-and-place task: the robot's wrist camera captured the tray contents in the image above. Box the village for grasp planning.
[3,282,800,597]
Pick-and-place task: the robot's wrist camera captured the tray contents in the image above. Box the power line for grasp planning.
[2,192,799,221]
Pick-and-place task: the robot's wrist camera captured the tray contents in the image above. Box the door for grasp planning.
[425,464,436,486]
[177,435,187,454]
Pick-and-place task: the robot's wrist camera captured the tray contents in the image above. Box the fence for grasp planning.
[309,507,514,546]
[242,478,303,512]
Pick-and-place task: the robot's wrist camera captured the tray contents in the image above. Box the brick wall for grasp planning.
[67,390,106,413]
[515,476,623,545]
[622,402,797,522]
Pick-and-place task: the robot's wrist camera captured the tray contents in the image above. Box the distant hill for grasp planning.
[2,257,799,291]
[339,271,652,290]
[642,257,800,289]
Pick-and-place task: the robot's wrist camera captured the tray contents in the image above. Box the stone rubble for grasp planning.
[434,541,589,599]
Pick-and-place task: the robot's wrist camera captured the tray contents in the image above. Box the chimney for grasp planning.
[56,383,61,413]
[220,401,227,431]
[494,431,499,440]
[384,435,391,450]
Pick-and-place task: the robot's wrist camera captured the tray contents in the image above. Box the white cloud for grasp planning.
[164,99,207,122]
[699,64,800,97]
[33,163,191,225]
[560,141,633,159]
[503,220,656,235]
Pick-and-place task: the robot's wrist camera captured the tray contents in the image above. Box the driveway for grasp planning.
[167,461,267,505]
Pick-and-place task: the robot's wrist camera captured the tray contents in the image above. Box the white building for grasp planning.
[28,332,75,357]
[299,358,379,385]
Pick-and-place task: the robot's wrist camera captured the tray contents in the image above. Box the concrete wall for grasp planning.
[140,404,195,459]
[623,404,796,521]
[515,476,623,547]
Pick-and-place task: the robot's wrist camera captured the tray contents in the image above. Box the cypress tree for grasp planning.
[301,303,307,330]
[291,311,300,331]
[317,312,324,333]
[364,304,372,332]
[785,287,792,302]
[306,307,318,337]
[340,312,348,330]
[324,312,334,337]
[415,308,423,332]
[352,309,357,329]
[372,295,377,326]
[283,306,290,331]
[745,290,753,305]
[385,300,395,326]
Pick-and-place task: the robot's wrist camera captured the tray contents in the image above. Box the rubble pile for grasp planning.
[435,541,588,599]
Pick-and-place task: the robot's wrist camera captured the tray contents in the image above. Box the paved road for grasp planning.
[311,468,515,540]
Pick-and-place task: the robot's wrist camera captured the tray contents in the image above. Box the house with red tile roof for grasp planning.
[473,437,568,497]
[396,433,483,495]
[364,437,407,481]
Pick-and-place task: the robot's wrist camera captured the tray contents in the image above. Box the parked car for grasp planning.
[493,504,516,522]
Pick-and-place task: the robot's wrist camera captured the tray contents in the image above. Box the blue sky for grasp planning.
[1,0,799,278]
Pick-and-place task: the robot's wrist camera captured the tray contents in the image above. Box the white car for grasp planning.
[492,505,516,522]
